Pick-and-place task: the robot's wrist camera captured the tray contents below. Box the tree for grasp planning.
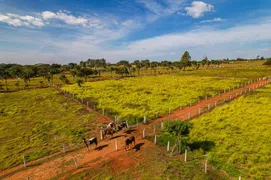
[0,65,10,90]
[180,51,191,70]
[263,59,271,65]
[164,121,192,153]
[21,67,34,88]
[59,74,70,84]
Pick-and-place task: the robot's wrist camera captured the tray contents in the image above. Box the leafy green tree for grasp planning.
[0,65,10,90]
[263,59,271,65]
[164,121,192,153]
[59,74,70,84]
[21,67,34,88]
[9,65,23,78]
[180,51,191,70]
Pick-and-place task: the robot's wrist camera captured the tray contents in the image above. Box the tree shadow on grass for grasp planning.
[133,143,145,152]
[189,140,215,152]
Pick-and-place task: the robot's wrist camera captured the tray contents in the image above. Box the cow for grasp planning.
[125,136,135,151]
[117,121,128,131]
[107,122,117,130]
[102,128,114,138]
[83,137,98,150]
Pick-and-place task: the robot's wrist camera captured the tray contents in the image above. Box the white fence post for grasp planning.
[168,109,171,114]
[198,108,201,115]
[180,105,182,109]
[143,116,147,124]
[154,135,157,144]
[23,156,26,167]
[143,129,146,138]
[62,144,66,153]
[205,160,207,173]
[102,108,105,115]
[185,150,187,162]
[100,129,103,140]
[115,140,118,151]
[73,157,78,169]
[239,176,241,180]
[215,101,217,107]
[126,121,129,128]
[167,141,170,152]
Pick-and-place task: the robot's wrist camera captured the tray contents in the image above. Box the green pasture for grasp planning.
[0,88,98,170]
[190,84,271,179]
[62,75,249,122]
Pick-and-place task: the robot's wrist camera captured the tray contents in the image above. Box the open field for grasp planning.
[62,75,249,122]
[190,84,271,179]
[0,88,99,170]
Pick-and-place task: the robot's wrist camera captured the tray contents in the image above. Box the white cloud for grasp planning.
[138,0,185,21]
[0,13,45,27]
[41,11,102,28]
[185,1,214,18]
[122,20,133,26]
[200,17,225,23]
[177,12,186,16]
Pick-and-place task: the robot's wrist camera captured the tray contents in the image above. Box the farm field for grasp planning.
[0,88,99,170]
[62,75,249,122]
[190,84,271,179]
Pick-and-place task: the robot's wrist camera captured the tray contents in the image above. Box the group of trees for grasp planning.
[0,64,62,90]
[1,51,270,89]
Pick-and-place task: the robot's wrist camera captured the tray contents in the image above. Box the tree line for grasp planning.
[1,51,270,89]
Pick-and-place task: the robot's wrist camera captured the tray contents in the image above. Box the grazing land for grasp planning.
[190,84,271,179]
[62,75,249,122]
[0,88,99,170]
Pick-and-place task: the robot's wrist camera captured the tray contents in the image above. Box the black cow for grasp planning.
[125,136,135,151]
[83,137,98,150]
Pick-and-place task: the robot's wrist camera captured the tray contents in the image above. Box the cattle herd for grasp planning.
[83,121,135,151]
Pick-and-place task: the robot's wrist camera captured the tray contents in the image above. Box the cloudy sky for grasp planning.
[0,0,271,64]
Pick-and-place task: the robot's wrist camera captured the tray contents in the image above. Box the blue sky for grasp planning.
[0,0,271,64]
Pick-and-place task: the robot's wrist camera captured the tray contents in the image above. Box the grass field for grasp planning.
[0,88,99,170]
[190,84,271,179]
[62,75,248,123]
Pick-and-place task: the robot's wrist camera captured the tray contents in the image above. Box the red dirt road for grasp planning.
[1,79,270,180]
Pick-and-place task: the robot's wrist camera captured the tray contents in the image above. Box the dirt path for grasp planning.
[1,79,269,180]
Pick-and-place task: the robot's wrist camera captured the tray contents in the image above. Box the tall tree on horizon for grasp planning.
[180,51,191,70]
